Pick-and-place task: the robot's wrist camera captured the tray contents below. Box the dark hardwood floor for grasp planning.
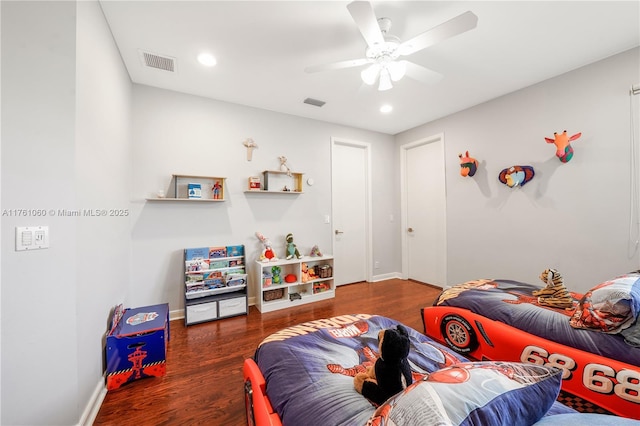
[93,279,442,426]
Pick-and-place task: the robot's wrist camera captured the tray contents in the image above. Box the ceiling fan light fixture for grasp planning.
[361,64,379,85]
[387,60,406,82]
[378,68,393,91]
[305,3,478,93]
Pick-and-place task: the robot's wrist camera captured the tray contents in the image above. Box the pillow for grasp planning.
[620,320,640,346]
[533,413,640,425]
[366,361,562,426]
[569,272,640,334]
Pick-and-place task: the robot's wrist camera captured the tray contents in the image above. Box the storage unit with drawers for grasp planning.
[183,245,247,325]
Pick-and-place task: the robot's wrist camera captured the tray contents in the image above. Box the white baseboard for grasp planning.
[371,272,402,282]
[79,379,107,426]
[169,308,184,321]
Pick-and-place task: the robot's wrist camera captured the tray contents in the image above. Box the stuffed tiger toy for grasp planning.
[533,268,574,309]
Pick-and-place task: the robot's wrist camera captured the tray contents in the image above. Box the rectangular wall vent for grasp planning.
[139,50,176,72]
[304,98,326,107]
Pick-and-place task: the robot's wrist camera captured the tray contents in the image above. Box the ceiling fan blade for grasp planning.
[398,11,478,56]
[347,1,384,48]
[403,61,443,85]
[305,58,373,73]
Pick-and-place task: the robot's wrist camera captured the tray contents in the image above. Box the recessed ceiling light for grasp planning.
[380,104,393,113]
[197,53,217,67]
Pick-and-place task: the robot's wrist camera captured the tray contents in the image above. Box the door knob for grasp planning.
[408,227,414,232]
[335,229,344,235]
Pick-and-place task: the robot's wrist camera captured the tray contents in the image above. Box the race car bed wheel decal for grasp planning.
[441,314,479,354]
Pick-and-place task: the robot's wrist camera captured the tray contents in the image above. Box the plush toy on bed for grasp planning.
[354,324,412,406]
[534,268,574,309]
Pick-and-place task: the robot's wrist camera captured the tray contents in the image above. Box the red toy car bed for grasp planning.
[422,277,640,420]
[242,313,613,426]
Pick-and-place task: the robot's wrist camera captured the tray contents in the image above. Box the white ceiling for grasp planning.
[99,1,640,135]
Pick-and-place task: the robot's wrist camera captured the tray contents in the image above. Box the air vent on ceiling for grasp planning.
[139,50,176,72]
[304,98,326,107]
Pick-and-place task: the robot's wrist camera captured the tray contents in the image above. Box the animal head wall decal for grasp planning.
[458,151,478,177]
[498,165,535,188]
[545,130,582,163]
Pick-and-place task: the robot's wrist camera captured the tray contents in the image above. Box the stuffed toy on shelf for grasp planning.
[354,324,412,406]
[256,232,278,262]
[285,233,302,260]
[301,262,317,283]
[309,245,323,257]
[271,266,282,285]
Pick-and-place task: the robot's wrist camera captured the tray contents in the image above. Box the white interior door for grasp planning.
[401,135,446,286]
[331,138,372,286]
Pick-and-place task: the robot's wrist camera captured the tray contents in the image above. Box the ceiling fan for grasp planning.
[305,1,478,91]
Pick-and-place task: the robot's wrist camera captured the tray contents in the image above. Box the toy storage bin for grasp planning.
[313,282,331,294]
[317,264,332,278]
[106,303,169,390]
[263,288,284,301]
[262,271,273,287]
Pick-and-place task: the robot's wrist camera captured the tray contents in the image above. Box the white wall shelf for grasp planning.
[244,170,304,194]
[147,174,226,202]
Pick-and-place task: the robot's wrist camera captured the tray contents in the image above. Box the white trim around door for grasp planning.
[331,137,373,285]
[400,133,447,285]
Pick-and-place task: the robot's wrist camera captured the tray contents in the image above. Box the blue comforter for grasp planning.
[253,314,575,426]
[434,279,640,367]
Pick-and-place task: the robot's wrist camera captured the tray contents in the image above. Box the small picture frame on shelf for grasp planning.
[188,183,202,199]
[248,176,261,191]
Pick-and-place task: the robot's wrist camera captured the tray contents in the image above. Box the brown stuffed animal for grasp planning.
[534,268,574,309]
[354,324,412,405]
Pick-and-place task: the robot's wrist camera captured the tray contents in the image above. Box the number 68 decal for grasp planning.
[521,345,640,404]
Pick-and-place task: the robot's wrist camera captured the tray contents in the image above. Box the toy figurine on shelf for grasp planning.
[285,233,302,260]
[212,180,222,199]
[271,266,282,285]
[309,245,323,257]
[279,156,292,176]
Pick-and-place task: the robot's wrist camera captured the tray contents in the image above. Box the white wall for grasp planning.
[2,2,79,424]
[0,2,3,422]
[1,1,132,424]
[75,1,132,423]
[130,85,398,311]
[397,47,640,293]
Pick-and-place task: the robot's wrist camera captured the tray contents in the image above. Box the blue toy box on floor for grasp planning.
[106,303,169,390]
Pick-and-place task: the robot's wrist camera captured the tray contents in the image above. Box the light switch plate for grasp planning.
[16,226,49,251]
